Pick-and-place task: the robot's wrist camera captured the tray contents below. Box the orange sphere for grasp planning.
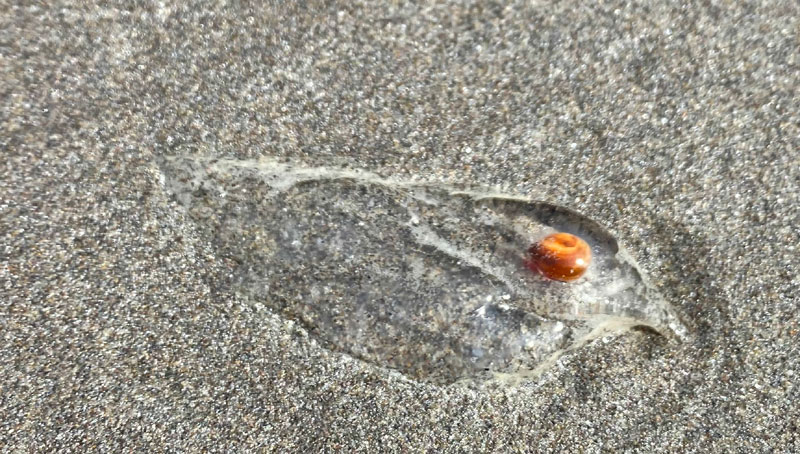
[527,232,592,282]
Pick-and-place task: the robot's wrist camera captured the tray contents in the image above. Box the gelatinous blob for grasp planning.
[159,155,688,385]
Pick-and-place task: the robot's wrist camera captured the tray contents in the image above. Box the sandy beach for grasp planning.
[2,1,798,451]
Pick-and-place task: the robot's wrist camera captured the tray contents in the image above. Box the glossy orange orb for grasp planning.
[527,232,591,282]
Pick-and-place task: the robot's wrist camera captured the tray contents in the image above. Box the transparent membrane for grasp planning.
[160,155,688,385]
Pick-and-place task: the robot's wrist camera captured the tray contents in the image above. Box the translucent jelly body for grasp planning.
[161,156,687,385]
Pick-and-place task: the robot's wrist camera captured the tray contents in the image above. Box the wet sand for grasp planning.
[2,1,798,452]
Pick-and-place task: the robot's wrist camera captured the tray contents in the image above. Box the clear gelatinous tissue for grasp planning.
[160,155,688,385]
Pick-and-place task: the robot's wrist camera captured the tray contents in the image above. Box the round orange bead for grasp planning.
[527,232,592,282]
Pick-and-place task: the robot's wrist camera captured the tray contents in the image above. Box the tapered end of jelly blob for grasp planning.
[527,232,592,282]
